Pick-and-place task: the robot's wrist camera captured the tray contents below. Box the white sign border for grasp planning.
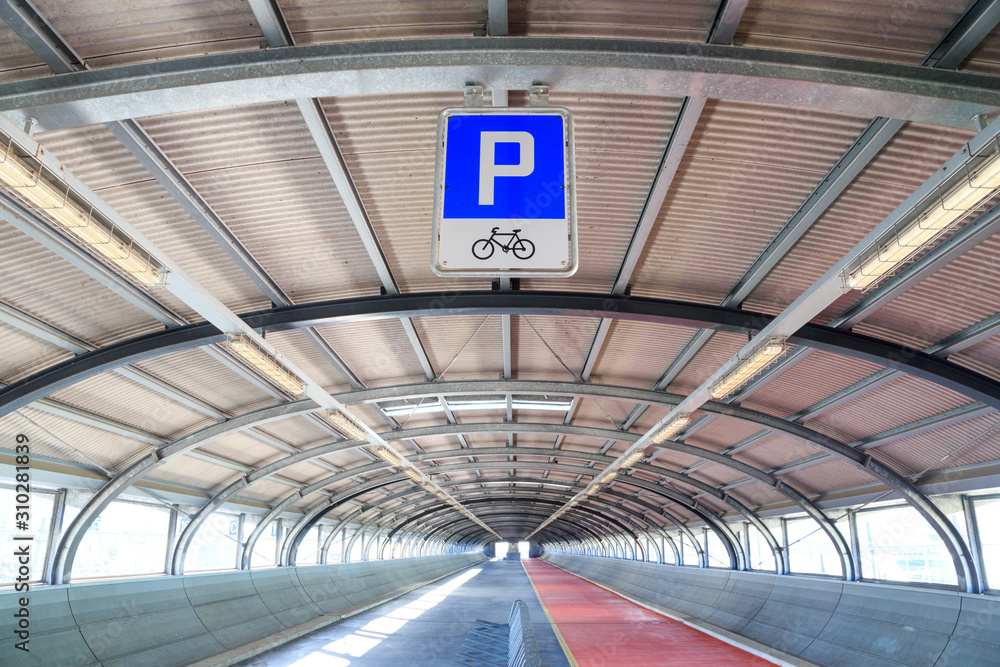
[431,106,578,278]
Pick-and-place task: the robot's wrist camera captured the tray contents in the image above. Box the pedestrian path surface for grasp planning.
[238,559,570,666]
[522,558,775,666]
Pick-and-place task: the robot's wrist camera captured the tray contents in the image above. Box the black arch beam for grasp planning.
[6,292,1000,417]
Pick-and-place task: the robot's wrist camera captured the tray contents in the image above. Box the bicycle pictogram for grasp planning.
[471,227,536,260]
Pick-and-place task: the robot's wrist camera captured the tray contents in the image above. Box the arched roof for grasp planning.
[1,0,1000,595]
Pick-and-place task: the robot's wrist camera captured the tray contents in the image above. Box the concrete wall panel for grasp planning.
[0,552,485,667]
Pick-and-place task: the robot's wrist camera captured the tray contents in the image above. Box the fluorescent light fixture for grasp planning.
[374,446,403,466]
[848,150,1000,290]
[403,468,424,483]
[651,413,691,444]
[326,410,368,441]
[585,486,600,496]
[223,335,304,395]
[711,338,787,399]
[0,144,165,286]
[621,449,647,468]
[436,491,448,501]
[599,469,618,485]
[381,399,572,417]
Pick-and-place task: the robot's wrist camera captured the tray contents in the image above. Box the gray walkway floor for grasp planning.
[237,559,571,667]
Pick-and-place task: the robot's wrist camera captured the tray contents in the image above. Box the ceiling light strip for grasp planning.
[0,138,165,286]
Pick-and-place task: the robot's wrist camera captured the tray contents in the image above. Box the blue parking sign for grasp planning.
[433,107,576,277]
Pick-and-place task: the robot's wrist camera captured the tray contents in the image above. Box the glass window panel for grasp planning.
[786,516,843,577]
[184,513,240,572]
[681,533,699,566]
[974,496,1000,590]
[661,536,676,565]
[297,526,322,565]
[0,488,55,583]
[705,529,730,568]
[749,524,778,573]
[856,504,958,585]
[328,526,346,563]
[250,520,279,569]
[348,529,365,562]
[74,501,170,578]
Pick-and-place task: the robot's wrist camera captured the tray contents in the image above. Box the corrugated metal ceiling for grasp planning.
[1,0,999,543]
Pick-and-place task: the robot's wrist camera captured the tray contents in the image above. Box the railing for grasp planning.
[508,599,546,667]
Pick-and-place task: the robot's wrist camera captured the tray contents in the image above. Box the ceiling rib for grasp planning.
[246,0,437,383]
[572,1,747,400]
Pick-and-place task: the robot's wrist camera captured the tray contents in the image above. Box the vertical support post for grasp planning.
[164,504,179,575]
[962,495,987,592]
[236,513,245,570]
[42,489,66,584]
[275,518,283,567]
[781,518,791,574]
[848,510,863,581]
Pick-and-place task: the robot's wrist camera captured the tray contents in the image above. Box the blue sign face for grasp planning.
[433,107,576,277]
[442,114,566,220]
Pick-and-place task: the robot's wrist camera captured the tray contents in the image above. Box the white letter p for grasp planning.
[479,131,534,206]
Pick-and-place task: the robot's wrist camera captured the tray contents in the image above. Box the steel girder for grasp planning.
[239,471,405,570]
[6,293,1000,419]
[3,38,1000,130]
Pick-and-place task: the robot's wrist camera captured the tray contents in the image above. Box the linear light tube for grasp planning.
[585,486,600,496]
[380,400,572,417]
[621,449,647,468]
[403,468,424,483]
[651,413,691,444]
[223,335,304,395]
[848,150,1000,289]
[326,410,368,441]
[600,469,617,484]
[711,338,787,399]
[374,446,403,466]
[0,143,164,286]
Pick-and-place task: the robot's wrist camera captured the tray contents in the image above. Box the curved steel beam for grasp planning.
[456,495,665,563]
[440,487,676,561]
[161,424,830,574]
[53,385,965,583]
[4,38,999,129]
[429,507,625,553]
[8,293,1000,418]
[389,501,629,548]
[440,479,695,564]
[417,509,608,553]
[241,470,404,569]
